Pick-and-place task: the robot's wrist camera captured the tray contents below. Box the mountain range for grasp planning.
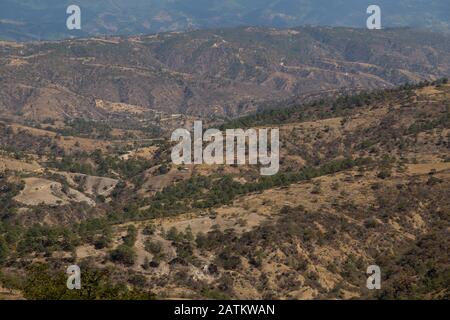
[1,0,450,41]
[1,26,450,122]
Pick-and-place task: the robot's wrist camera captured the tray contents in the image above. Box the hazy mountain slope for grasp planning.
[1,27,450,121]
[1,0,450,41]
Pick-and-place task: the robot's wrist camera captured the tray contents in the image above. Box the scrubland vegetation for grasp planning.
[1,78,449,300]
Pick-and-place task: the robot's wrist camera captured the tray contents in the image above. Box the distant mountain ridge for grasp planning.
[1,0,450,41]
[1,26,450,121]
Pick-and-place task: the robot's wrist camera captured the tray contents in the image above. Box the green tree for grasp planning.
[123,225,137,247]
[184,225,194,242]
[0,237,9,265]
[110,245,136,266]
[22,263,155,300]
[166,227,180,242]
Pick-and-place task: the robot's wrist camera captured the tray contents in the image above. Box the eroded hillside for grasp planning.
[1,27,450,122]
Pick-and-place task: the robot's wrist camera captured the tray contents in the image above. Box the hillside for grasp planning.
[1,27,450,123]
[0,80,448,300]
